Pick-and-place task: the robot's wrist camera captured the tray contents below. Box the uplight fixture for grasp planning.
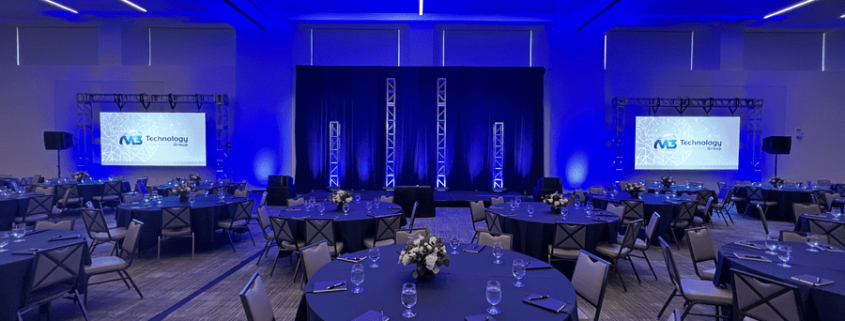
[42,0,78,14]
[764,0,815,19]
[121,0,147,12]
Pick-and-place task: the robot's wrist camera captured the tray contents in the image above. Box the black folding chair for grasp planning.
[18,243,89,321]
[730,269,804,321]
[484,210,503,235]
[621,200,644,224]
[548,223,586,263]
[364,214,402,248]
[159,207,194,260]
[304,218,344,257]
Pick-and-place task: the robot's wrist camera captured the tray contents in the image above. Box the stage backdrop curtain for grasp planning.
[294,66,544,193]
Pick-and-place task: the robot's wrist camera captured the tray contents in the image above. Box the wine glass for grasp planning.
[343,203,350,214]
[401,283,417,318]
[512,259,526,287]
[218,190,226,202]
[562,208,569,221]
[189,195,196,206]
[351,264,365,293]
[366,201,373,213]
[486,280,502,315]
[305,202,312,212]
[806,234,820,252]
[777,245,792,268]
[585,203,594,216]
[317,203,325,216]
[508,200,516,213]
[374,199,381,209]
[515,197,521,207]
[527,204,535,217]
[354,193,361,203]
[309,197,316,208]
[450,237,460,254]
[12,224,26,242]
[765,233,779,255]
[0,232,9,252]
[492,241,504,264]
[832,207,843,220]
[143,194,151,206]
[368,246,380,268]
[573,201,580,209]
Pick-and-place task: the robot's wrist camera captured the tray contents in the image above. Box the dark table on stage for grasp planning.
[486,202,620,260]
[297,244,577,321]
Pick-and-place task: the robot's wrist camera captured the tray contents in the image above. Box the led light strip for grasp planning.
[121,0,147,12]
[764,0,815,19]
[419,0,423,16]
[42,0,78,14]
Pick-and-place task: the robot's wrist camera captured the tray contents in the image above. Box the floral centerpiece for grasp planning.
[769,177,784,188]
[660,176,674,189]
[541,192,570,214]
[626,183,646,199]
[329,190,353,211]
[71,171,90,182]
[398,234,450,281]
[188,174,202,184]
[174,183,193,202]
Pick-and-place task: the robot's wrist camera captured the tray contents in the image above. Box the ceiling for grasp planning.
[1,0,844,30]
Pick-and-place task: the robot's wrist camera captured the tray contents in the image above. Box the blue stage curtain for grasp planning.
[294,66,544,193]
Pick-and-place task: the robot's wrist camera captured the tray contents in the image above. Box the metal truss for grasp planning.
[385,78,396,190]
[436,79,447,191]
[492,122,504,192]
[329,121,341,189]
[612,97,764,175]
[74,93,230,179]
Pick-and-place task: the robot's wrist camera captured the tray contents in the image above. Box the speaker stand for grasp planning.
[774,154,779,178]
[57,150,62,178]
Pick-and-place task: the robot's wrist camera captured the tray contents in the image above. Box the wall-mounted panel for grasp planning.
[18,27,98,65]
[822,30,845,72]
[743,32,822,71]
[444,30,531,67]
[312,29,399,66]
[150,28,235,66]
[121,25,150,66]
[606,31,691,71]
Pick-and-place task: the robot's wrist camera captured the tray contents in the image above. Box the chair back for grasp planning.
[380,195,394,203]
[573,189,586,202]
[237,180,247,190]
[645,179,656,185]
[135,182,147,195]
[779,230,829,244]
[731,269,804,321]
[300,241,332,281]
[408,201,419,229]
[606,203,624,219]
[373,214,402,243]
[259,191,268,206]
[571,250,610,320]
[162,207,191,230]
[27,242,84,296]
[618,181,630,191]
[792,203,821,221]
[679,192,696,201]
[233,200,255,224]
[33,175,42,184]
[619,219,643,252]
[469,201,485,223]
[621,200,644,221]
[255,206,271,235]
[81,208,110,237]
[234,189,248,198]
[824,193,841,210]
[121,219,144,259]
[287,198,305,207]
[25,195,53,218]
[720,186,734,205]
[644,212,661,247]
[490,196,504,205]
[103,181,122,196]
[477,232,513,250]
[808,219,845,246]
[658,237,684,293]
[34,185,54,196]
[588,186,604,194]
[695,190,711,206]
[395,228,429,244]
[818,179,831,186]
[685,227,716,262]
[675,202,696,226]
[239,273,275,321]
[552,223,586,252]
[35,220,74,231]
[304,219,338,250]
[717,182,725,192]
[122,192,144,204]
[747,186,765,202]
[57,184,79,199]
[485,210,503,235]
[756,205,770,235]
[269,216,296,245]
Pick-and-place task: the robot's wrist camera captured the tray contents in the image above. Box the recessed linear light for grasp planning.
[840,13,845,18]
[42,0,78,14]
[764,0,815,19]
[419,0,423,16]
[121,0,147,12]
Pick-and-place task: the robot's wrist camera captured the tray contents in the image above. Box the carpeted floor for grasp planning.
[38,202,790,321]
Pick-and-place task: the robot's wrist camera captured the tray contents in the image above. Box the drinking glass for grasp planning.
[562,208,569,221]
[401,283,417,318]
[374,199,381,209]
[832,207,843,220]
[317,203,325,216]
[189,195,195,206]
[450,237,460,254]
[777,245,792,268]
[508,200,516,213]
[204,189,209,196]
[218,190,226,202]
[765,233,779,255]
[585,203,594,216]
[343,203,350,214]
[309,197,316,208]
[369,246,380,268]
[574,201,580,209]
[366,201,373,213]
[144,194,151,206]
[351,264,365,293]
[527,205,535,217]
[354,193,361,203]
[0,232,9,252]
[486,280,502,315]
[515,198,521,207]
[12,224,26,242]
[305,202,312,211]
[512,259,526,287]
[492,241,504,264]
[806,234,820,252]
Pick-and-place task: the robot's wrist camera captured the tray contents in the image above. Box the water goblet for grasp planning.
[512,259,526,287]
[508,200,516,213]
[765,233,779,255]
[218,190,226,202]
[343,203,350,214]
[350,264,365,293]
[492,241,504,264]
[12,224,26,242]
[0,232,9,252]
[369,246,380,268]
[450,237,460,254]
[486,280,502,315]
[574,201,580,209]
[305,202,312,212]
[585,203,594,216]
[777,245,792,268]
[143,194,151,206]
[515,198,521,207]
[562,209,569,221]
[806,234,820,252]
[374,199,381,209]
[401,283,417,318]
[354,193,361,203]
[204,189,209,196]
[189,195,195,206]
[527,205,535,217]
[317,203,325,216]
[366,201,373,213]
[309,197,316,208]
[833,207,843,220]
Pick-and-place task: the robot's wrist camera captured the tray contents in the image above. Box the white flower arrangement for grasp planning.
[174,182,194,194]
[71,171,90,181]
[329,190,353,205]
[769,177,784,187]
[660,176,674,187]
[541,192,570,210]
[398,234,450,273]
[625,182,646,193]
[188,174,202,182]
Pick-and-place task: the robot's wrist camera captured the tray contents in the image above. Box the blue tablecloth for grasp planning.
[486,202,620,260]
[0,229,89,321]
[274,201,404,254]
[0,193,49,230]
[34,180,130,205]
[153,182,239,196]
[643,185,716,198]
[587,193,685,245]
[714,241,845,320]
[733,185,818,222]
[298,244,577,321]
[794,213,845,233]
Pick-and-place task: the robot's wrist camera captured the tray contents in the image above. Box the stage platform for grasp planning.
[296,190,528,207]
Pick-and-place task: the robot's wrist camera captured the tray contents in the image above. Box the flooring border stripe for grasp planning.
[148,249,264,321]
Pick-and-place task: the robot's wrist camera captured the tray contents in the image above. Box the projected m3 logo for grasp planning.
[119,131,143,145]
[653,135,677,149]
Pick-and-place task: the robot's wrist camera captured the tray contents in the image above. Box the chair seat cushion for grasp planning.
[93,227,127,241]
[699,268,716,281]
[475,226,489,233]
[616,235,649,250]
[85,256,127,275]
[680,279,733,305]
[16,214,49,223]
[750,200,777,206]
[547,244,579,260]
[281,240,305,251]
[697,205,708,211]
[363,237,396,248]
[92,195,120,201]
[328,242,345,256]
[58,197,82,204]
[161,226,192,236]
[595,243,631,259]
[671,220,690,228]
[263,231,274,241]
[730,197,745,201]
[218,219,247,229]
[693,217,705,225]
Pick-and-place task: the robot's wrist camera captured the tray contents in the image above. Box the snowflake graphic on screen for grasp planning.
[635,117,693,167]
[101,113,159,164]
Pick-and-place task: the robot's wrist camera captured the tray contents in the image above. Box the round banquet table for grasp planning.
[298,244,577,321]
[831,199,845,212]
[274,201,405,254]
[732,185,818,222]
[643,184,716,198]
[486,202,620,260]
[587,193,686,245]
[115,194,249,251]
[154,182,239,196]
[794,212,845,244]
[0,192,48,230]
[714,241,845,320]
[34,180,130,204]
